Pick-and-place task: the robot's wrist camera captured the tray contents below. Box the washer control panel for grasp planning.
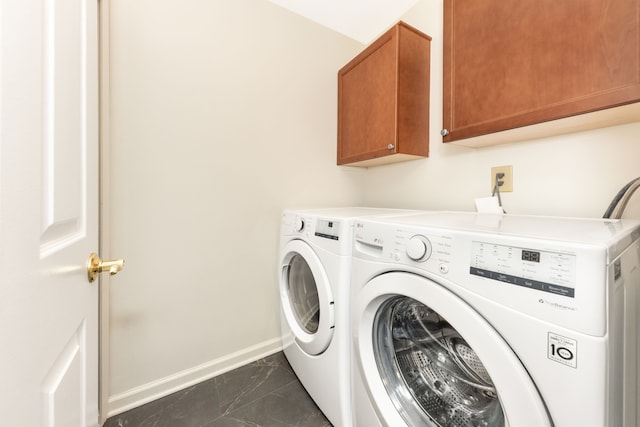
[282,211,353,255]
[354,220,577,298]
[354,223,454,276]
[470,241,576,298]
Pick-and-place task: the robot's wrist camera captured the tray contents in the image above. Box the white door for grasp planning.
[0,0,100,425]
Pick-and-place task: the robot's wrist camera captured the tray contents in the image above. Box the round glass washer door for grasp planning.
[280,239,334,356]
[354,272,551,427]
[375,296,504,426]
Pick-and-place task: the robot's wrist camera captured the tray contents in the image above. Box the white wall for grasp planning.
[107,0,365,415]
[107,0,640,417]
[363,0,640,219]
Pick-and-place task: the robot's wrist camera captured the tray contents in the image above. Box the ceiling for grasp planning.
[268,0,419,44]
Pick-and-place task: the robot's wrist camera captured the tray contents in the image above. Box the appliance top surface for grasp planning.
[285,207,419,219]
[362,211,640,245]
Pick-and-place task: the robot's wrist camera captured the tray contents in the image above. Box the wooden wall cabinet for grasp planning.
[338,22,431,167]
[443,0,640,145]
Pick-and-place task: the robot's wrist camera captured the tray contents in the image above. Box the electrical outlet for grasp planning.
[491,165,513,192]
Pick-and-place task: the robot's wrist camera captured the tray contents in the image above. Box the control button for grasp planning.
[439,264,449,274]
[393,252,401,261]
[406,235,432,262]
[294,218,305,232]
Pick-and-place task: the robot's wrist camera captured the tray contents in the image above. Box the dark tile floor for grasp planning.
[103,352,332,427]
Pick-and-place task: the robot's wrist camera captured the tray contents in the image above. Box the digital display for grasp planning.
[315,219,340,240]
[522,250,541,263]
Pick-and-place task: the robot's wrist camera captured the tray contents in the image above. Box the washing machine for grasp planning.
[279,207,418,427]
[350,211,640,427]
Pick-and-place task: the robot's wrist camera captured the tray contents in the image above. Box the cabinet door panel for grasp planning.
[339,36,398,161]
[338,22,431,167]
[443,0,640,142]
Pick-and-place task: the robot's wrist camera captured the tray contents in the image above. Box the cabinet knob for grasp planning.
[387,144,395,150]
[440,129,449,136]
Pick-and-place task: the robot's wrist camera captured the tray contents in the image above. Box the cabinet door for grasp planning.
[338,22,430,167]
[443,0,640,143]
[338,30,399,164]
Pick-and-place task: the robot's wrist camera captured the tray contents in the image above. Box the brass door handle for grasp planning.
[87,253,125,283]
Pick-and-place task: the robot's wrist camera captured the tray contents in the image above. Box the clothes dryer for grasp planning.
[279,207,416,427]
[350,212,640,427]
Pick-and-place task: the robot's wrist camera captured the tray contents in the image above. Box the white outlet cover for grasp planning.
[269,0,419,44]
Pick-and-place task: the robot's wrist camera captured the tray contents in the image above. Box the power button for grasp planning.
[439,264,449,274]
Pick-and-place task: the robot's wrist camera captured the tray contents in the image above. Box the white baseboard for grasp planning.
[106,337,283,418]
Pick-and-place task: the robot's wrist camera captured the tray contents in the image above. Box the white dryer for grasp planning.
[350,212,640,427]
[279,207,417,427]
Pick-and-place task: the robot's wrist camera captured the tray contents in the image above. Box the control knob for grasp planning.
[406,235,432,262]
[294,218,305,232]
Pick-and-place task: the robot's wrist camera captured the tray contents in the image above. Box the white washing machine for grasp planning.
[350,212,640,427]
[279,207,417,427]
